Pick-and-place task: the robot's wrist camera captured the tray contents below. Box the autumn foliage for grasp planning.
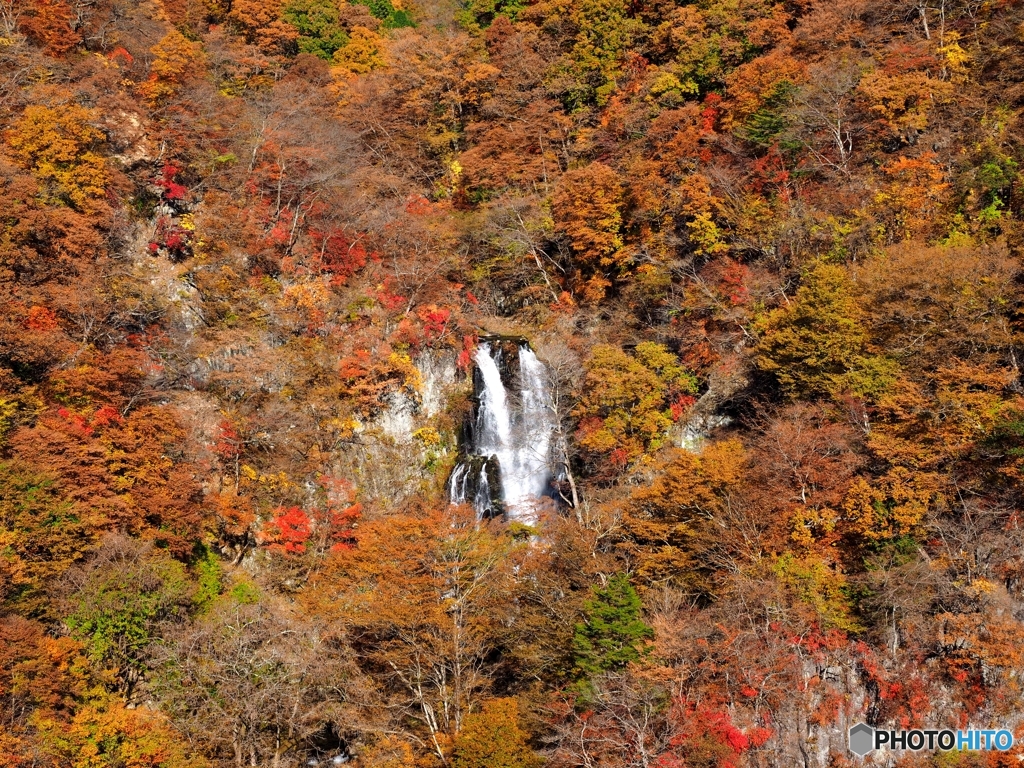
[3,0,1024,765]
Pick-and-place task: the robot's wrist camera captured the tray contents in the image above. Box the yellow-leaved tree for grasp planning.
[452,698,541,768]
[754,262,894,400]
[6,104,109,212]
[573,342,698,478]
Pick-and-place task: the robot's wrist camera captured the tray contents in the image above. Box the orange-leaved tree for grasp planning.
[552,162,629,301]
[307,505,516,763]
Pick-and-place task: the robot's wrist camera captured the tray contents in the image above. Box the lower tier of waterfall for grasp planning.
[448,454,503,518]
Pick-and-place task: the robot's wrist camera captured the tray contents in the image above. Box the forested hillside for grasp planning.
[3,0,1024,764]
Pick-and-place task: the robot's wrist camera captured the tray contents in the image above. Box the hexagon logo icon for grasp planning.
[849,723,875,757]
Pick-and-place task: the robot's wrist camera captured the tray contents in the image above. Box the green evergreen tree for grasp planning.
[282,0,349,59]
[572,573,653,678]
[354,0,415,28]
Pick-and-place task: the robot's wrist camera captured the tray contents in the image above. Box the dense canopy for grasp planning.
[2,0,1024,765]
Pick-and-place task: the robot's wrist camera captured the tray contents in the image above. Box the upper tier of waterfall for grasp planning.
[448,340,559,524]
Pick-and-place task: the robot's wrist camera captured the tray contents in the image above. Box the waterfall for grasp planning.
[448,341,558,524]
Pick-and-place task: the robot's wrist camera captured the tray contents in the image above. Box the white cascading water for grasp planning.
[449,342,558,524]
[515,347,555,508]
[474,346,513,466]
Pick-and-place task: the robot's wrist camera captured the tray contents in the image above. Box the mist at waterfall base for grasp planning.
[448,342,560,524]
